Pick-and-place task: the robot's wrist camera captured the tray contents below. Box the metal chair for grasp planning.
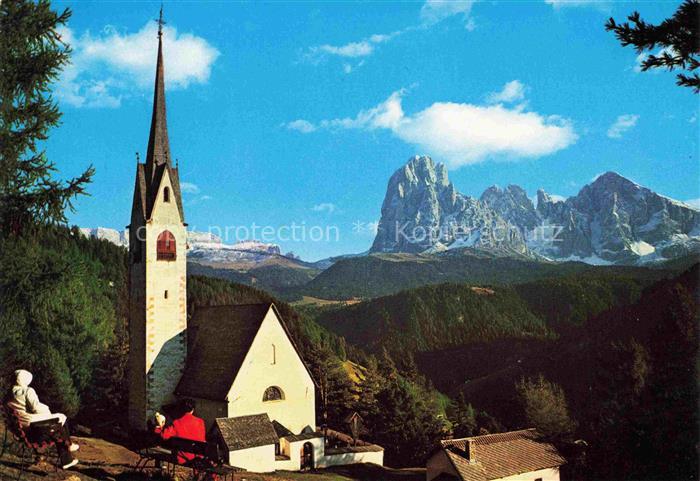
[1,404,61,480]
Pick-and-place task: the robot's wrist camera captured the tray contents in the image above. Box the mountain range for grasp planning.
[371,156,700,264]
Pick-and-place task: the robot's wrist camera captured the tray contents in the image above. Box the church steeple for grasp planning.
[145,6,171,175]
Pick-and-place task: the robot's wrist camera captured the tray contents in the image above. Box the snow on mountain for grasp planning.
[79,227,286,265]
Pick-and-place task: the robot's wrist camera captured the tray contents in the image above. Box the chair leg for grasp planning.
[0,426,7,459]
[14,445,32,481]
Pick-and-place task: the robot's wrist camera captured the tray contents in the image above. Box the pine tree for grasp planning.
[451,392,477,438]
[306,344,355,430]
[605,0,700,92]
[0,0,93,237]
[370,374,443,467]
[516,374,576,440]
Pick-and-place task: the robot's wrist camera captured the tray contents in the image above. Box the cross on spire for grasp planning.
[156,5,166,38]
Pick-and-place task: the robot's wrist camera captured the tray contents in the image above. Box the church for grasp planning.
[125,15,383,473]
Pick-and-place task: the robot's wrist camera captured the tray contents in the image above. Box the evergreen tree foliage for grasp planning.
[369,373,444,467]
[515,374,575,440]
[450,392,477,438]
[0,0,93,235]
[0,227,122,416]
[305,343,355,430]
[316,283,551,354]
[606,0,700,92]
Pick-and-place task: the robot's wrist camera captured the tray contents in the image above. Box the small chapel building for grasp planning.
[125,14,382,473]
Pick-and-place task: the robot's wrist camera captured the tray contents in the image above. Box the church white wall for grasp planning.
[317,450,384,468]
[226,308,315,434]
[228,444,275,473]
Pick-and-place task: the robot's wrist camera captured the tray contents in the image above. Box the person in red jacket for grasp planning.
[154,399,206,464]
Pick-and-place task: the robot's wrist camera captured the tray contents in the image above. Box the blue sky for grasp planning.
[52,0,699,261]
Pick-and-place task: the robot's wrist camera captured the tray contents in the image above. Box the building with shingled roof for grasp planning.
[426,429,566,481]
[126,12,382,473]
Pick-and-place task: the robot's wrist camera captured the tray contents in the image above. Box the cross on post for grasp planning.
[156,5,166,38]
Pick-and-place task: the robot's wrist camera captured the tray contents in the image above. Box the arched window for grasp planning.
[157,230,176,260]
[163,186,170,203]
[263,386,284,402]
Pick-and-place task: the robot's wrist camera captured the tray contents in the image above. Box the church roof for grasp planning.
[176,303,272,401]
[215,414,279,452]
[438,429,565,481]
[131,21,185,224]
[145,27,171,172]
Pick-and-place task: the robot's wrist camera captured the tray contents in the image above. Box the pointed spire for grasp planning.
[145,5,171,175]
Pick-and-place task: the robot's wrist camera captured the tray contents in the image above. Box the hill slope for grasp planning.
[297,249,670,300]
[316,283,552,353]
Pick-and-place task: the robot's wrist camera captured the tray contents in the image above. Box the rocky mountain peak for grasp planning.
[481,184,539,231]
[371,159,699,264]
[397,155,450,188]
[371,156,527,254]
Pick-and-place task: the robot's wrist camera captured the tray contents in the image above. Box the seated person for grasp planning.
[153,399,205,464]
[6,369,79,469]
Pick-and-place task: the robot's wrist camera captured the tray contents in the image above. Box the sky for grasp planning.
[51,0,699,261]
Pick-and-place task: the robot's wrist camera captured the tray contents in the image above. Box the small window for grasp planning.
[164,290,168,299]
[263,386,284,402]
[272,344,276,365]
[163,186,170,203]
[157,230,176,261]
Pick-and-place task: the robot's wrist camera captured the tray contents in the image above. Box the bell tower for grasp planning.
[128,8,188,430]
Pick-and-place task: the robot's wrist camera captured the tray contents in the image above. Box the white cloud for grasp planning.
[306,31,399,63]
[684,198,700,209]
[690,113,697,123]
[285,119,317,133]
[319,41,374,58]
[56,22,219,108]
[549,194,567,202]
[486,80,526,104]
[421,0,474,26]
[312,203,336,214]
[607,114,639,139]
[305,0,477,70]
[292,89,577,167]
[180,182,200,194]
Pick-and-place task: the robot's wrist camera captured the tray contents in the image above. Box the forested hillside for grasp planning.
[294,248,670,300]
[315,284,552,353]
[312,270,665,356]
